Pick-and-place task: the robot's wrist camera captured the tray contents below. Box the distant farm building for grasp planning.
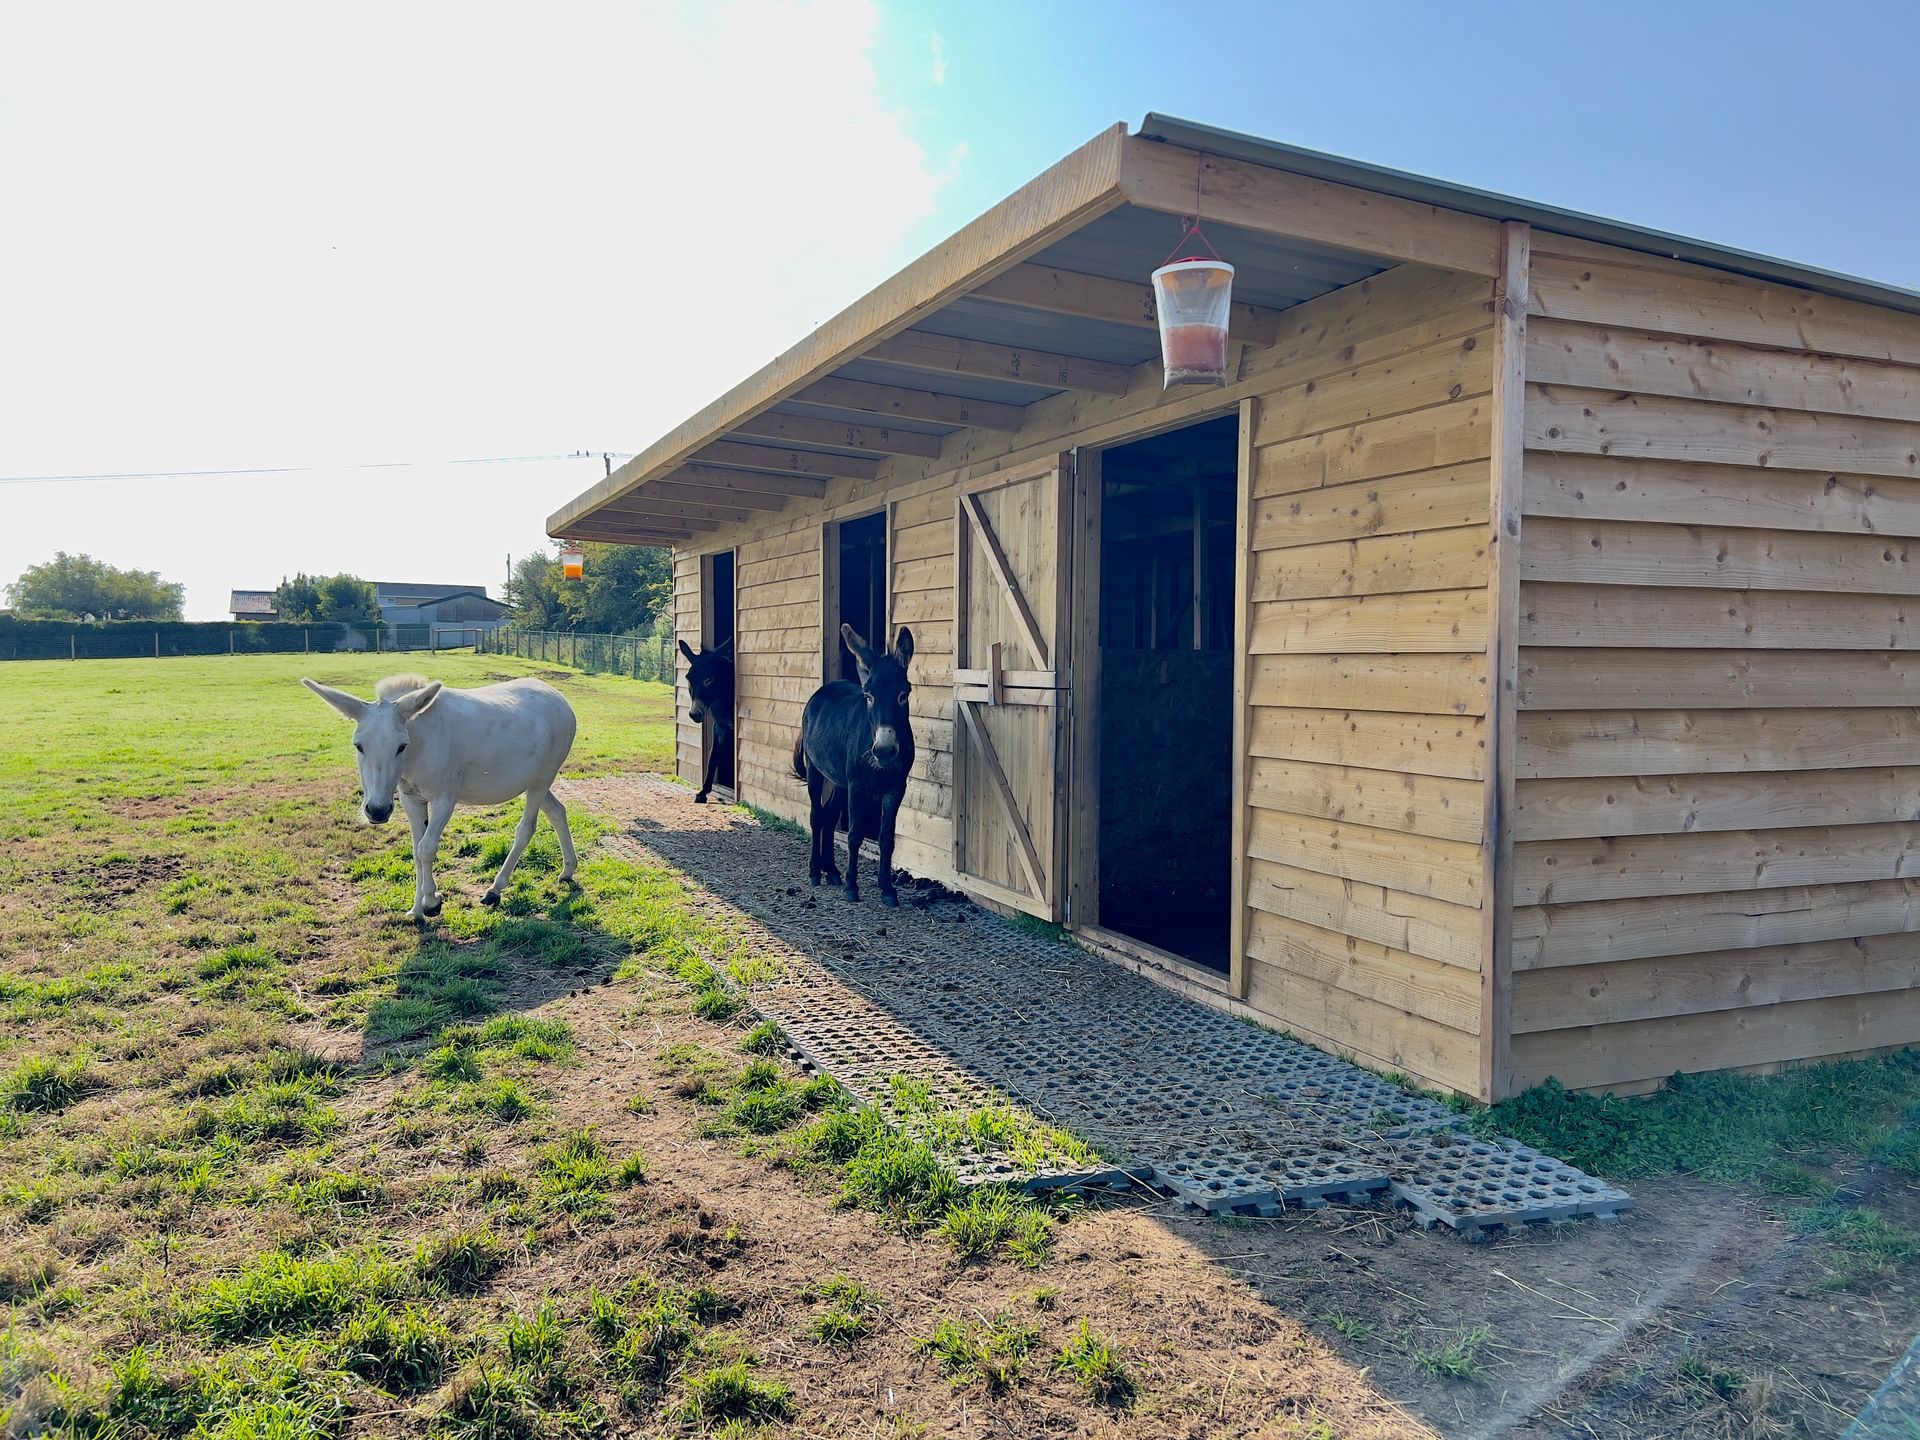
[228,590,279,622]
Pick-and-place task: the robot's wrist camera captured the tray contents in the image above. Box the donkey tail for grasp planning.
[791,732,807,779]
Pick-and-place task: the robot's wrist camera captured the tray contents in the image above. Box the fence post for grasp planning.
[154,632,160,659]
[71,635,76,661]
[304,628,310,653]
[376,628,382,653]
[228,629,234,655]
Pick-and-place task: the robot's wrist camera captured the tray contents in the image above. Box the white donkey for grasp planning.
[302,673,578,922]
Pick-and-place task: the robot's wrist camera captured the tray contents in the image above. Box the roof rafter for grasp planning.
[691,440,881,481]
[864,330,1133,396]
[791,377,1026,432]
[971,262,1284,346]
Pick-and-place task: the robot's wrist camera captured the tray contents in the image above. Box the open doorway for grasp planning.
[702,549,736,795]
[828,511,887,682]
[1093,415,1239,972]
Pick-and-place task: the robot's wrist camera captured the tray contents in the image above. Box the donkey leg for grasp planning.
[399,792,434,919]
[694,730,720,803]
[805,771,827,885]
[541,791,577,881]
[876,789,902,907]
[484,790,545,906]
[413,798,456,923]
[818,784,845,886]
[842,788,866,903]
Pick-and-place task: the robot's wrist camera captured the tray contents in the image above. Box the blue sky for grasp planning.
[3,0,1916,617]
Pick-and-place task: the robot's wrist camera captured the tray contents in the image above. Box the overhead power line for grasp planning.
[0,451,637,487]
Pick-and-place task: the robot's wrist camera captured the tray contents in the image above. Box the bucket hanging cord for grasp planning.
[1162,152,1225,266]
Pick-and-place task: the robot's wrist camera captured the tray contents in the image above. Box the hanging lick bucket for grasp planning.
[561,545,584,580]
[1152,255,1235,388]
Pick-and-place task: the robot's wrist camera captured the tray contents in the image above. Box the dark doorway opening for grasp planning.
[835,511,887,682]
[706,549,736,793]
[1096,415,1239,973]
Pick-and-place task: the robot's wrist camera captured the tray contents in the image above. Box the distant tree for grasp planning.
[506,551,566,628]
[5,552,184,620]
[508,543,668,632]
[272,572,379,623]
[567,543,671,633]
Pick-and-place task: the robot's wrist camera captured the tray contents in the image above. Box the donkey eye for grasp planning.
[354,742,363,753]
[898,691,910,705]
[397,742,407,754]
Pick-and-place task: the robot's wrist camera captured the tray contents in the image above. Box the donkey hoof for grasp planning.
[843,889,861,905]
[422,896,443,918]
[879,891,899,909]
[481,889,501,908]
[693,791,710,805]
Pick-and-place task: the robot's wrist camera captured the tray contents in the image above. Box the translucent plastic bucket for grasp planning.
[561,547,584,580]
[1151,258,1235,387]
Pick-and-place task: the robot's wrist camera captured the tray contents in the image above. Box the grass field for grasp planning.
[5,652,1920,1440]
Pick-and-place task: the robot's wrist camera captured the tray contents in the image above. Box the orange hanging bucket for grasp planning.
[561,545,584,580]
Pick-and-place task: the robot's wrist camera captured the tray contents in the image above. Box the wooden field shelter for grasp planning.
[550,115,1920,1101]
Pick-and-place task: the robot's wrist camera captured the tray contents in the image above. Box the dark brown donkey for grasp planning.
[677,638,734,803]
[791,624,916,905]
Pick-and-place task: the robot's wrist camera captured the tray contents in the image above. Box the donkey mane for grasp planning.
[374,673,434,700]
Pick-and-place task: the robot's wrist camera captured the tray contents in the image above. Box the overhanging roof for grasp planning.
[550,113,1920,543]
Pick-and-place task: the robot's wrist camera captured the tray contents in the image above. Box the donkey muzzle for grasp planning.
[364,801,393,825]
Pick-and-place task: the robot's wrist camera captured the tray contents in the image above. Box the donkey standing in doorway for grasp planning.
[792,624,916,905]
[303,673,577,922]
[678,638,734,802]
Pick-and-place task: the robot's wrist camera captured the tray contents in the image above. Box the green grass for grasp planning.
[803,1274,879,1346]
[1413,1324,1492,1383]
[1053,1319,1133,1404]
[915,1313,1041,1393]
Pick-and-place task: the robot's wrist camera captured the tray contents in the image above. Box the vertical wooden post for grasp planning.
[1480,220,1531,1105]
[1065,445,1103,931]
[304,628,310,653]
[71,634,76,660]
[820,519,842,683]
[228,629,234,655]
[1228,397,1257,1000]
[154,632,160,659]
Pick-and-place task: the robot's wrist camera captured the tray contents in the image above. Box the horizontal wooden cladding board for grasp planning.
[892,589,955,624]
[1248,857,1483,969]
[1526,384,1920,482]
[1527,252,1920,369]
[890,518,953,564]
[1247,910,1482,1034]
[1516,707,1920,779]
[1510,931,1920,1034]
[893,556,953,595]
[1254,394,1492,497]
[1250,589,1488,655]
[1509,986,1920,1094]
[1520,582,1920,650]
[1519,648,1920,709]
[1245,954,1480,1096]
[1526,318,1920,424]
[1521,453,1920,539]
[1250,706,1487,781]
[1251,462,1489,553]
[1248,755,1483,842]
[1249,526,1489,602]
[1252,653,1487,716]
[1251,328,1495,449]
[1248,806,1483,906]
[1520,517,1920,596]
[1515,766,1920,841]
[1513,876,1920,969]
[1514,820,1920,905]
[736,551,821,590]
[737,526,821,564]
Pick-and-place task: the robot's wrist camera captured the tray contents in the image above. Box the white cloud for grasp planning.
[0,0,944,616]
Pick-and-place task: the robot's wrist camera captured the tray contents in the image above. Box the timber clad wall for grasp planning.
[1510,234,1920,1093]
[673,551,702,783]
[665,226,1920,1100]
[1239,286,1496,1096]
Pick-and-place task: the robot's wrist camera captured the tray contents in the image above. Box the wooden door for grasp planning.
[952,454,1072,917]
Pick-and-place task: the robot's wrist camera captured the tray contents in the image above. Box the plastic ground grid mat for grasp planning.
[573,777,1632,1235]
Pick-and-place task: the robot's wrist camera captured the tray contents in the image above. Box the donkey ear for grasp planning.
[302,677,366,721]
[713,636,733,657]
[394,681,442,722]
[677,639,697,663]
[893,627,915,666]
[840,623,875,674]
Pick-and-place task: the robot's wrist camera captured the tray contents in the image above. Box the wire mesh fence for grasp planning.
[480,627,676,683]
[0,619,509,661]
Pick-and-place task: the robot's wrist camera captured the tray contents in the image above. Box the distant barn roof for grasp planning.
[229,589,277,616]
